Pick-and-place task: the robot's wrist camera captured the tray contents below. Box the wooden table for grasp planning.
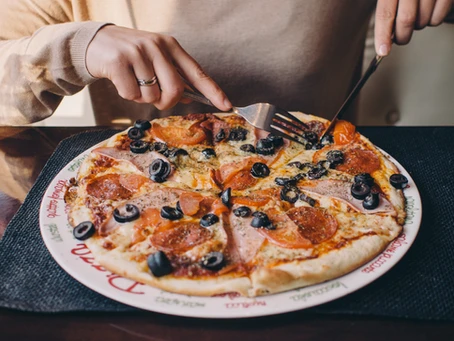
[0,126,452,341]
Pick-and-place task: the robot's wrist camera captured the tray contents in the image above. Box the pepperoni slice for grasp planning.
[286,206,338,244]
[335,147,380,175]
[232,194,271,207]
[86,174,141,200]
[224,169,258,191]
[150,222,211,253]
[333,120,357,145]
[258,208,312,249]
[179,192,204,216]
[150,122,207,147]
[139,207,173,230]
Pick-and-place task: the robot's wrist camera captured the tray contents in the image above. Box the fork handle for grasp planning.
[182,89,213,107]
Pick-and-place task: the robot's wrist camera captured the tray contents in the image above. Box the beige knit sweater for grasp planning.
[0,0,376,126]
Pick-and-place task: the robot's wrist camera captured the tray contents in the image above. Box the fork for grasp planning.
[182,89,309,144]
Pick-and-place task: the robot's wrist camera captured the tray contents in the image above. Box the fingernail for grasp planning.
[223,98,232,110]
[379,44,389,56]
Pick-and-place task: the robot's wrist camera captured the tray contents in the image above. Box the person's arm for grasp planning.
[374,0,454,56]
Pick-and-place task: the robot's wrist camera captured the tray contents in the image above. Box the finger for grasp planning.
[110,64,142,102]
[430,0,453,25]
[394,0,419,45]
[375,0,399,55]
[416,0,436,29]
[132,50,161,104]
[167,38,232,111]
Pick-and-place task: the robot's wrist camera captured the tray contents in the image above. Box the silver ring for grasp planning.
[137,76,158,87]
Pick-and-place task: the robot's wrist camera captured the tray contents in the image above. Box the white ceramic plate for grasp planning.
[39,144,421,318]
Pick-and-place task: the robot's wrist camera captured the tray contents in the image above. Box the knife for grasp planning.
[319,55,384,142]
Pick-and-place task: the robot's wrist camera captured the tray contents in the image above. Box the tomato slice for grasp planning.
[333,120,356,145]
[151,122,207,147]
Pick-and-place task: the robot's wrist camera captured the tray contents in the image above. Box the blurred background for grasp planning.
[32,20,454,127]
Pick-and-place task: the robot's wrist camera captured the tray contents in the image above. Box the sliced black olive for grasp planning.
[147,251,172,277]
[250,162,270,178]
[351,182,371,200]
[220,188,231,207]
[256,139,275,155]
[200,213,219,227]
[326,150,344,167]
[275,177,296,186]
[266,134,284,148]
[160,206,183,220]
[251,211,271,228]
[134,119,151,131]
[320,134,334,146]
[280,185,300,203]
[129,140,150,154]
[363,191,380,210]
[287,161,302,169]
[113,204,140,223]
[292,173,306,181]
[233,206,252,218]
[166,147,189,158]
[389,174,408,189]
[299,193,316,207]
[149,159,171,180]
[73,221,96,241]
[150,142,168,154]
[214,129,226,142]
[200,252,225,271]
[312,143,324,150]
[303,131,318,144]
[240,144,255,153]
[127,127,144,140]
[305,143,313,150]
[202,148,216,158]
[176,201,183,214]
[307,165,328,180]
[354,173,375,187]
[228,127,248,141]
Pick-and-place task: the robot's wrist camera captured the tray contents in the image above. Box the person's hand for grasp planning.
[86,25,232,111]
[374,0,454,56]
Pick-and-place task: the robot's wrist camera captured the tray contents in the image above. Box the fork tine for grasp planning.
[271,115,307,138]
[269,127,305,145]
[274,110,310,130]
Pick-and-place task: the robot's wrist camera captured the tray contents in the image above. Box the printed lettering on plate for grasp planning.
[361,233,408,273]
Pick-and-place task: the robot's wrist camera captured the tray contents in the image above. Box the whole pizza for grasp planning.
[65,112,407,297]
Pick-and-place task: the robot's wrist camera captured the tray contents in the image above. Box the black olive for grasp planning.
[176,201,183,214]
[220,188,231,207]
[200,252,225,271]
[149,159,171,180]
[299,193,316,206]
[305,143,313,150]
[321,134,334,146]
[147,251,172,277]
[255,139,275,155]
[363,191,380,210]
[160,206,183,220]
[280,185,300,203]
[134,119,151,131]
[292,173,306,181]
[266,134,284,148]
[303,131,319,144]
[127,127,144,140]
[150,142,168,154]
[307,165,328,180]
[287,161,302,169]
[317,160,331,169]
[129,140,150,154]
[73,221,96,240]
[240,144,255,153]
[250,162,270,178]
[214,129,226,142]
[233,206,252,218]
[312,143,324,150]
[351,182,371,200]
[200,213,219,227]
[389,174,408,189]
[202,148,216,158]
[113,204,140,223]
[275,177,296,186]
[166,148,189,158]
[228,127,248,141]
[326,150,344,167]
[251,211,272,228]
[354,173,375,187]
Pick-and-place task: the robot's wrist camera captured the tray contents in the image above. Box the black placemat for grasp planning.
[0,127,453,320]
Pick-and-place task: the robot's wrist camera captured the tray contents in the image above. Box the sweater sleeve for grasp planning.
[0,21,110,125]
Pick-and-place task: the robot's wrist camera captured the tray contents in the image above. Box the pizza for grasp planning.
[65,112,408,297]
